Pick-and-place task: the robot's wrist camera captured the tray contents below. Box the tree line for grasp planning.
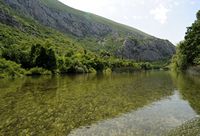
[172,10,200,70]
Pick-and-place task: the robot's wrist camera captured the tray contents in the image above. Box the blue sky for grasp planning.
[58,0,200,44]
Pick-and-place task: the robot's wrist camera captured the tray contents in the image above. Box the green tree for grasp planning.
[2,45,31,68]
[30,44,57,71]
[173,10,200,70]
[197,10,200,20]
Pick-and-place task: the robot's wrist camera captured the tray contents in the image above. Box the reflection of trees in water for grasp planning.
[167,72,200,136]
[0,71,174,135]
[19,76,58,104]
[171,72,200,114]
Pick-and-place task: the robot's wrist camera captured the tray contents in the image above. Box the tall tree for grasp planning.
[173,10,200,69]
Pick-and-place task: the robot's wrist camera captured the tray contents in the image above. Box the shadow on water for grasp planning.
[0,71,199,135]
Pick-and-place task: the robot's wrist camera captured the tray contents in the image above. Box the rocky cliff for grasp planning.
[0,9,20,27]
[1,0,176,61]
[117,38,175,61]
[3,0,112,37]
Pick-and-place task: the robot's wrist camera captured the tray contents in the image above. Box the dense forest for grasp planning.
[172,10,200,70]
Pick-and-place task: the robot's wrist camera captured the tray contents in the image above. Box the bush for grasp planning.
[0,58,25,78]
[30,44,57,71]
[193,56,200,65]
[171,42,188,70]
[57,57,68,74]
[2,46,31,68]
[140,62,152,70]
[26,67,52,76]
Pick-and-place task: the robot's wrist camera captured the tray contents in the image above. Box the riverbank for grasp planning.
[0,57,169,78]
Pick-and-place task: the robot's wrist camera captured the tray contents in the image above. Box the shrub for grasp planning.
[26,67,52,76]
[30,44,57,71]
[2,46,31,68]
[140,62,152,70]
[0,58,25,78]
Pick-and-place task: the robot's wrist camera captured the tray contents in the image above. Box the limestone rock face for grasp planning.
[2,0,176,61]
[116,38,176,61]
[3,0,112,37]
[0,9,20,27]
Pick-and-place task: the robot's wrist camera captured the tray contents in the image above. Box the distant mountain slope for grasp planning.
[1,0,175,61]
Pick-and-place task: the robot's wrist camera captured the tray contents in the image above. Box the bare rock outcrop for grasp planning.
[116,38,175,61]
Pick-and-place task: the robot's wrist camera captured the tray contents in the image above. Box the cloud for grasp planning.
[173,1,179,6]
[132,15,145,20]
[150,4,170,24]
[190,1,195,5]
[123,16,128,20]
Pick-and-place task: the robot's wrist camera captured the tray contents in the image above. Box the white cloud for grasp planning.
[123,16,128,20]
[150,4,170,24]
[132,15,145,20]
[190,1,195,5]
[173,1,180,6]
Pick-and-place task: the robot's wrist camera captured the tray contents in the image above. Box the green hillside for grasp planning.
[0,0,175,78]
[2,0,175,56]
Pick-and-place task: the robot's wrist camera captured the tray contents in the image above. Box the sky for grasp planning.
[58,0,200,44]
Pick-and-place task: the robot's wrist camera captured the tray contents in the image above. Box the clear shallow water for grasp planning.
[0,71,200,135]
[69,91,198,136]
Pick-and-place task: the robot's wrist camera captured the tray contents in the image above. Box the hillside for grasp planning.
[1,0,175,61]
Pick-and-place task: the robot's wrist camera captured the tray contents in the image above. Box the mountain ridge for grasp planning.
[41,0,153,38]
[1,0,175,61]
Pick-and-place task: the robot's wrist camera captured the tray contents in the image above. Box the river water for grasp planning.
[0,71,200,135]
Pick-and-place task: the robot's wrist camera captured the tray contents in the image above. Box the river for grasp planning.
[0,71,200,135]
